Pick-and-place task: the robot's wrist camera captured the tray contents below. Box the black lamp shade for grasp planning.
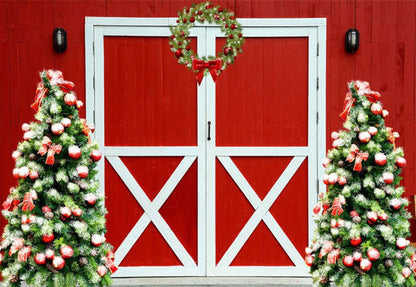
[345,28,359,53]
[53,28,67,53]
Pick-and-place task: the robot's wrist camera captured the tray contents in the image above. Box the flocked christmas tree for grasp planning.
[306,81,416,287]
[0,70,117,286]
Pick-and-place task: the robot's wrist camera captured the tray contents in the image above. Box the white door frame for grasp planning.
[85,17,326,278]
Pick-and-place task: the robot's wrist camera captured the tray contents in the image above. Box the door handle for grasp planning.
[207,121,211,141]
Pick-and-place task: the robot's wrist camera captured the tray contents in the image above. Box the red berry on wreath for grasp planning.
[170,35,175,39]
[34,253,46,265]
[175,49,183,58]
[238,33,242,37]
[198,11,202,15]
[230,24,236,30]
[190,17,195,23]
[229,34,234,39]
[185,46,191,51]
[182,18,187,23]
[42,233,54,243]
[225,24,229,28]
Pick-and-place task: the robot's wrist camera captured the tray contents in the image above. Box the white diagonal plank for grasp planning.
[107,156,197,267]
[217,156,306,267]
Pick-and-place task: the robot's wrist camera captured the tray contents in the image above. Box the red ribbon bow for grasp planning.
[104,251,118,273]
[331,197,344,216]
[9,238,24,256]
[17,246,32,262]
[47,70,75,92]
[192,58,222,85]
[31,82,49,112]
[38,136,62,165]
[22,192,36,212]
[346,144,369,171]
[339,82,381,120]
[386,127,399,149]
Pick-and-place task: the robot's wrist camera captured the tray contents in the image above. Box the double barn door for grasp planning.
[85,17,326,277]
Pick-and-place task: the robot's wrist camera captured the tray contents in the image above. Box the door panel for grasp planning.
[216,37,309,147]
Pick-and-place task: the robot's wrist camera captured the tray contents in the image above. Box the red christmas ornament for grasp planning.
[368,126,378,136]
[322,157,331,168]
[367,211,378,222]
[21,215,29,224]
[328,173,338,185]
[350,210,359,217]
[68,146,82,159]
[21,123,30,132]
[45,249,55,259]
[331,131,339,140]
[338,176,347,186]
[85,193,97,205]
[12,150,22,161]
[396,157,407,168]
[90,150,102,161]
[42,233,54,243]
[313,203,321,214]
[331,219,338,228]
[19,167,30,179]
[305,247,313,256]
[51,123,64,135]
[378,212,388,221]
[64,93,77,106]
[353,251,362,262]
[60,245,74,259]
[91,234,105,247]
[367,248,380,261]
[76,100,83,109]
[322,174,329,185]
[34,253,46,265]
[391,198,401,210]
[42,206,52,213]
[397,238,409,250]
[29,170,39,180]
[332,139,343,148]
[383,172,394,184]
[371,103,383,115]
[61,118,71,128]
[360,258,372,271]
[12,168,20,179]
[359,131,371,143]
[97,265,107,277]
[77,166,89,178]
[23,130,35,140]
[52,256,65,270]
[402,267,412,278]
[350,237,362,246]
[343,255,354,267]
[374,153,387,166]
[60,206,72,219]
[305,255,313,267]
[72,207,83,217]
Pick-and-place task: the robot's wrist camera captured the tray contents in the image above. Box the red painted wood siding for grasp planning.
[0,0,415,239]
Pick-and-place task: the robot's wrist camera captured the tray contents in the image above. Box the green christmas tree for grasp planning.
[306,81,416,287]
[0,71,117,286]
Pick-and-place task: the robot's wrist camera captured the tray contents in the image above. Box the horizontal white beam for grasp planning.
[214,146,309,156]
[104,146,200,156]
[113,266,204,277]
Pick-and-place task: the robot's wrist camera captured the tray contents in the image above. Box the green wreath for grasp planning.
[169,2,244,84]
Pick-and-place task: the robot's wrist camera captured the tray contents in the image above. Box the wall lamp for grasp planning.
[53,28,67,53]
[345,28,359,53]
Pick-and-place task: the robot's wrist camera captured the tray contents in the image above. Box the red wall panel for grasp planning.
[0,0,415,239]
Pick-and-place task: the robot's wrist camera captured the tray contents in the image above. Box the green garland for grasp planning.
[169,2,244,76]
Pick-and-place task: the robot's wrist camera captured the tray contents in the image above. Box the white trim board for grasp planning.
[85,17,326,278]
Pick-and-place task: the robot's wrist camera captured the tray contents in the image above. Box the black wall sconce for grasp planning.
[53,28,67,53]
[345,28,360,53]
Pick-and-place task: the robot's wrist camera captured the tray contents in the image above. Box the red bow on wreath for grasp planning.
[192,59,222,85]
[38,136,62,165]
[346,144,369,171]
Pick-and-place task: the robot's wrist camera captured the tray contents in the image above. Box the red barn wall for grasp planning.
[0,0,415,239]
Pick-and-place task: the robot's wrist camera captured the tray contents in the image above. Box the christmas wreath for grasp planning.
[169,2,244,84]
